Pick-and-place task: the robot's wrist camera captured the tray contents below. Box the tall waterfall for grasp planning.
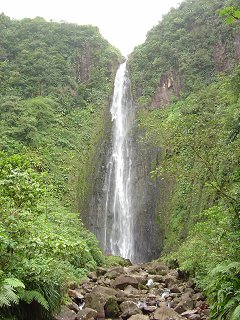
[104,62,135,261]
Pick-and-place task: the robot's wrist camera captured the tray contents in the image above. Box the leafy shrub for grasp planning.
[205,262,240,319]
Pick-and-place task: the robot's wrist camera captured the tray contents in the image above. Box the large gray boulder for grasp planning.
[153,306,185,320]
[112,275,139,289]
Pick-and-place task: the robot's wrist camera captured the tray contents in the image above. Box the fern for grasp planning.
[4,278,25,289]
[18,289,49,310]
[231,305,240,320]
[0,278,25,307]
[206,262,240,320]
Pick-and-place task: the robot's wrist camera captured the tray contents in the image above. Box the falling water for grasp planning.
[104,61,135,261]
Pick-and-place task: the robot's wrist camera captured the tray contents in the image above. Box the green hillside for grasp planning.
[0,14,121,319]
[129,0,240,318]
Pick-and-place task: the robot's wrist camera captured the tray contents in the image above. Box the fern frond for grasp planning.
[211,262,240,276]
[0,284,19,307]
[4,278,25,289]
[18,289,49,310]
[231,305,240,320]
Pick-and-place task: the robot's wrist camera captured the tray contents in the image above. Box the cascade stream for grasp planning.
[104,62,135,261]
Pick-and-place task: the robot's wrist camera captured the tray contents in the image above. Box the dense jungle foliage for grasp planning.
[0,14,121,319]
[130,0,240,319]
[129,0,240,106]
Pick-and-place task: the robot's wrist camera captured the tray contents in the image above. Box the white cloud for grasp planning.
[0,0,182,55]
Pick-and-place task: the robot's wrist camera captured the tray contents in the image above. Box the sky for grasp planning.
[0,0,182,56]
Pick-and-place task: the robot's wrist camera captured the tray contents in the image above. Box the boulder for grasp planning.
[189,315,201,320]
[124,264,142,274]
[106,266,125,279]
[75,307,97,320]
[104,297,121,318]
[112,275,139,290]
[181,292,195,309]
[153,306,185,320]
[84,293,105,318]
[88,272,97,281]
[181,309,199,318]
[68,289,84,300]
[124,285,141,295]
[67,301,79,313]
[120,300,142,318]
[170,286,182,294]
[96,267,107,277]
[131,274,147,285]
[68,281,78,290]
[54,306,77,320]
[128,315,149,320]
[174,302,188,314]
[149,275,164,283]
[91,285,118,297]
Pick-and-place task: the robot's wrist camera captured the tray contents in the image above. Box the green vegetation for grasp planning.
[129,0,240,106]
[138,64,240,320]
[0,14,121,319]
[130,0,240,318]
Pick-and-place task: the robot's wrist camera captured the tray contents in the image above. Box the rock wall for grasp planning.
[84,103,166,263]
[150,32,240,109]
[131,124,164,262]
[151,69,182,108]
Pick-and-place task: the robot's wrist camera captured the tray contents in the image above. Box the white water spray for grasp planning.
[104,62,135,261]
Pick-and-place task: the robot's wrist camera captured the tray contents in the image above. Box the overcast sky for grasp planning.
[1,0,182,55]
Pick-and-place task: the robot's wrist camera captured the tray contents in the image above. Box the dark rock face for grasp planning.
[131,124,165,262]
[54,260,210,320]
[84,93,165,263]
[151,69,182,108]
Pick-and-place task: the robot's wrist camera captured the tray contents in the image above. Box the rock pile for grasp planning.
[54,261,209,320]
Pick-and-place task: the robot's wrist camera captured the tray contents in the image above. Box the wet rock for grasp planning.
[171,286,182,294]
[181,292,195,309]
[91,285,118,297]
[54,306,77,320]
[124,264,142,274]
[67,301,80,313]
[194,293,205,301]
[68,289,84,300]
[128,315,149,320]
[189,315,201,320]
[56,260,209,320]
[124,285,140,295]
[154,306,185,320]
[68,281,78,290]
[174,302,188,314]
[96,267,107,277]
[106,266,125,279]
[120,300,142,318]
[149,275,164,283]
[181,309,199,318]
[88,272,97,282]
[84,293,105,318]
[104,297,121,318]
[112,275,139,290]
[75,307,97,320]
[164,275,177,287]
[143,305,157,313]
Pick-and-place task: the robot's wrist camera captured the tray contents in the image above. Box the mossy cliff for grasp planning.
[129,0,240,318]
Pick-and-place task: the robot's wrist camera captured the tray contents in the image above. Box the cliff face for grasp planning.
[129,0,240,109]
[131,126,164,262]
[150,32,240,108]
[84,103,164,263]
[151,69,182,108]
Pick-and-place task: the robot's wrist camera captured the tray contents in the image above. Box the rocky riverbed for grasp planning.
[54,260,209,320]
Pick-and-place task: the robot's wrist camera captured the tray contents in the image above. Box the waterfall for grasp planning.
[104,61,135,261]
